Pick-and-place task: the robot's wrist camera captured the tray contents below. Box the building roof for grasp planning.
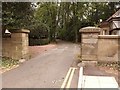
[107,9,120,21]
[99,9,120,28]
[99,21,109,28]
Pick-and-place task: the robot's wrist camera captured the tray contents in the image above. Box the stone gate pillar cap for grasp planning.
[9,29,30,33]
[79,26,101,33]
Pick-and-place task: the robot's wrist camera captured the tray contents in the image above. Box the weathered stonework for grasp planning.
[80,26,120,62]
[2,29,30,60]
[79,27,101,61]
[98,35,120,62]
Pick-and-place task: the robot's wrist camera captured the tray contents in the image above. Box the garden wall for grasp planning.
[98,35,120,62]
[2,29,30,60]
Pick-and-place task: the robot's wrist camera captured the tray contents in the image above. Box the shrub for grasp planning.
[29,38,50,46]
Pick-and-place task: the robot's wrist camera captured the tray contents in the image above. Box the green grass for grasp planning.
[1,57,19,69]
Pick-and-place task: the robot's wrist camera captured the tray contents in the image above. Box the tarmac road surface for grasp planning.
[2,41,80,88]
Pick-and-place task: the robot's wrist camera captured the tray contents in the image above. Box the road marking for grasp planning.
[66,68,76,88]
[61,67,77,88]
[61,67,72,88]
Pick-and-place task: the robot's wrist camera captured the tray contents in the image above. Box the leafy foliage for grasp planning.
[2,2,34,29]
[2,57,19,68]
[35,2,119,42]
[34,2,58,42]
[29,38,49,46]
[2,2,120,42]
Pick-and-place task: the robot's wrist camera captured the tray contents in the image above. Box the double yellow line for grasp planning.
[61,67,77,88]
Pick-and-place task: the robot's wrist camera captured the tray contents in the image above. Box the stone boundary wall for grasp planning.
[2,29,30,60]
[80,27,120,62]
[98,35,120,62]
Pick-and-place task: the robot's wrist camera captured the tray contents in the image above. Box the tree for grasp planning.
[35,2,58,42]
[2,2,119,43]
[2,2,34,30]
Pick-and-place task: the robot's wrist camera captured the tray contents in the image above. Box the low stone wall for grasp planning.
[2,29,30,60]
[98,35,120,62]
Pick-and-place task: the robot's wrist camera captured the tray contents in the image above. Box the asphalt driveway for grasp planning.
[2,41,80,88]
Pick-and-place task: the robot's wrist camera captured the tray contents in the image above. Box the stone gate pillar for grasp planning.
[79,27,101,61]
[2,29,30,60]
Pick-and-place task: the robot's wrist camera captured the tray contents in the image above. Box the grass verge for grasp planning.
[1,57,19,70]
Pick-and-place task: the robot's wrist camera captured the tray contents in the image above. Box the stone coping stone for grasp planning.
[98,35,120,39]
[79,26,101,33]
[2,33,11,38]
[9,29,30,33]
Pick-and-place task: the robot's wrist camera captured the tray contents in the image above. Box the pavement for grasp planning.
[2,41,80,88]
[82,75,119,88]
[78,62,119,89]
